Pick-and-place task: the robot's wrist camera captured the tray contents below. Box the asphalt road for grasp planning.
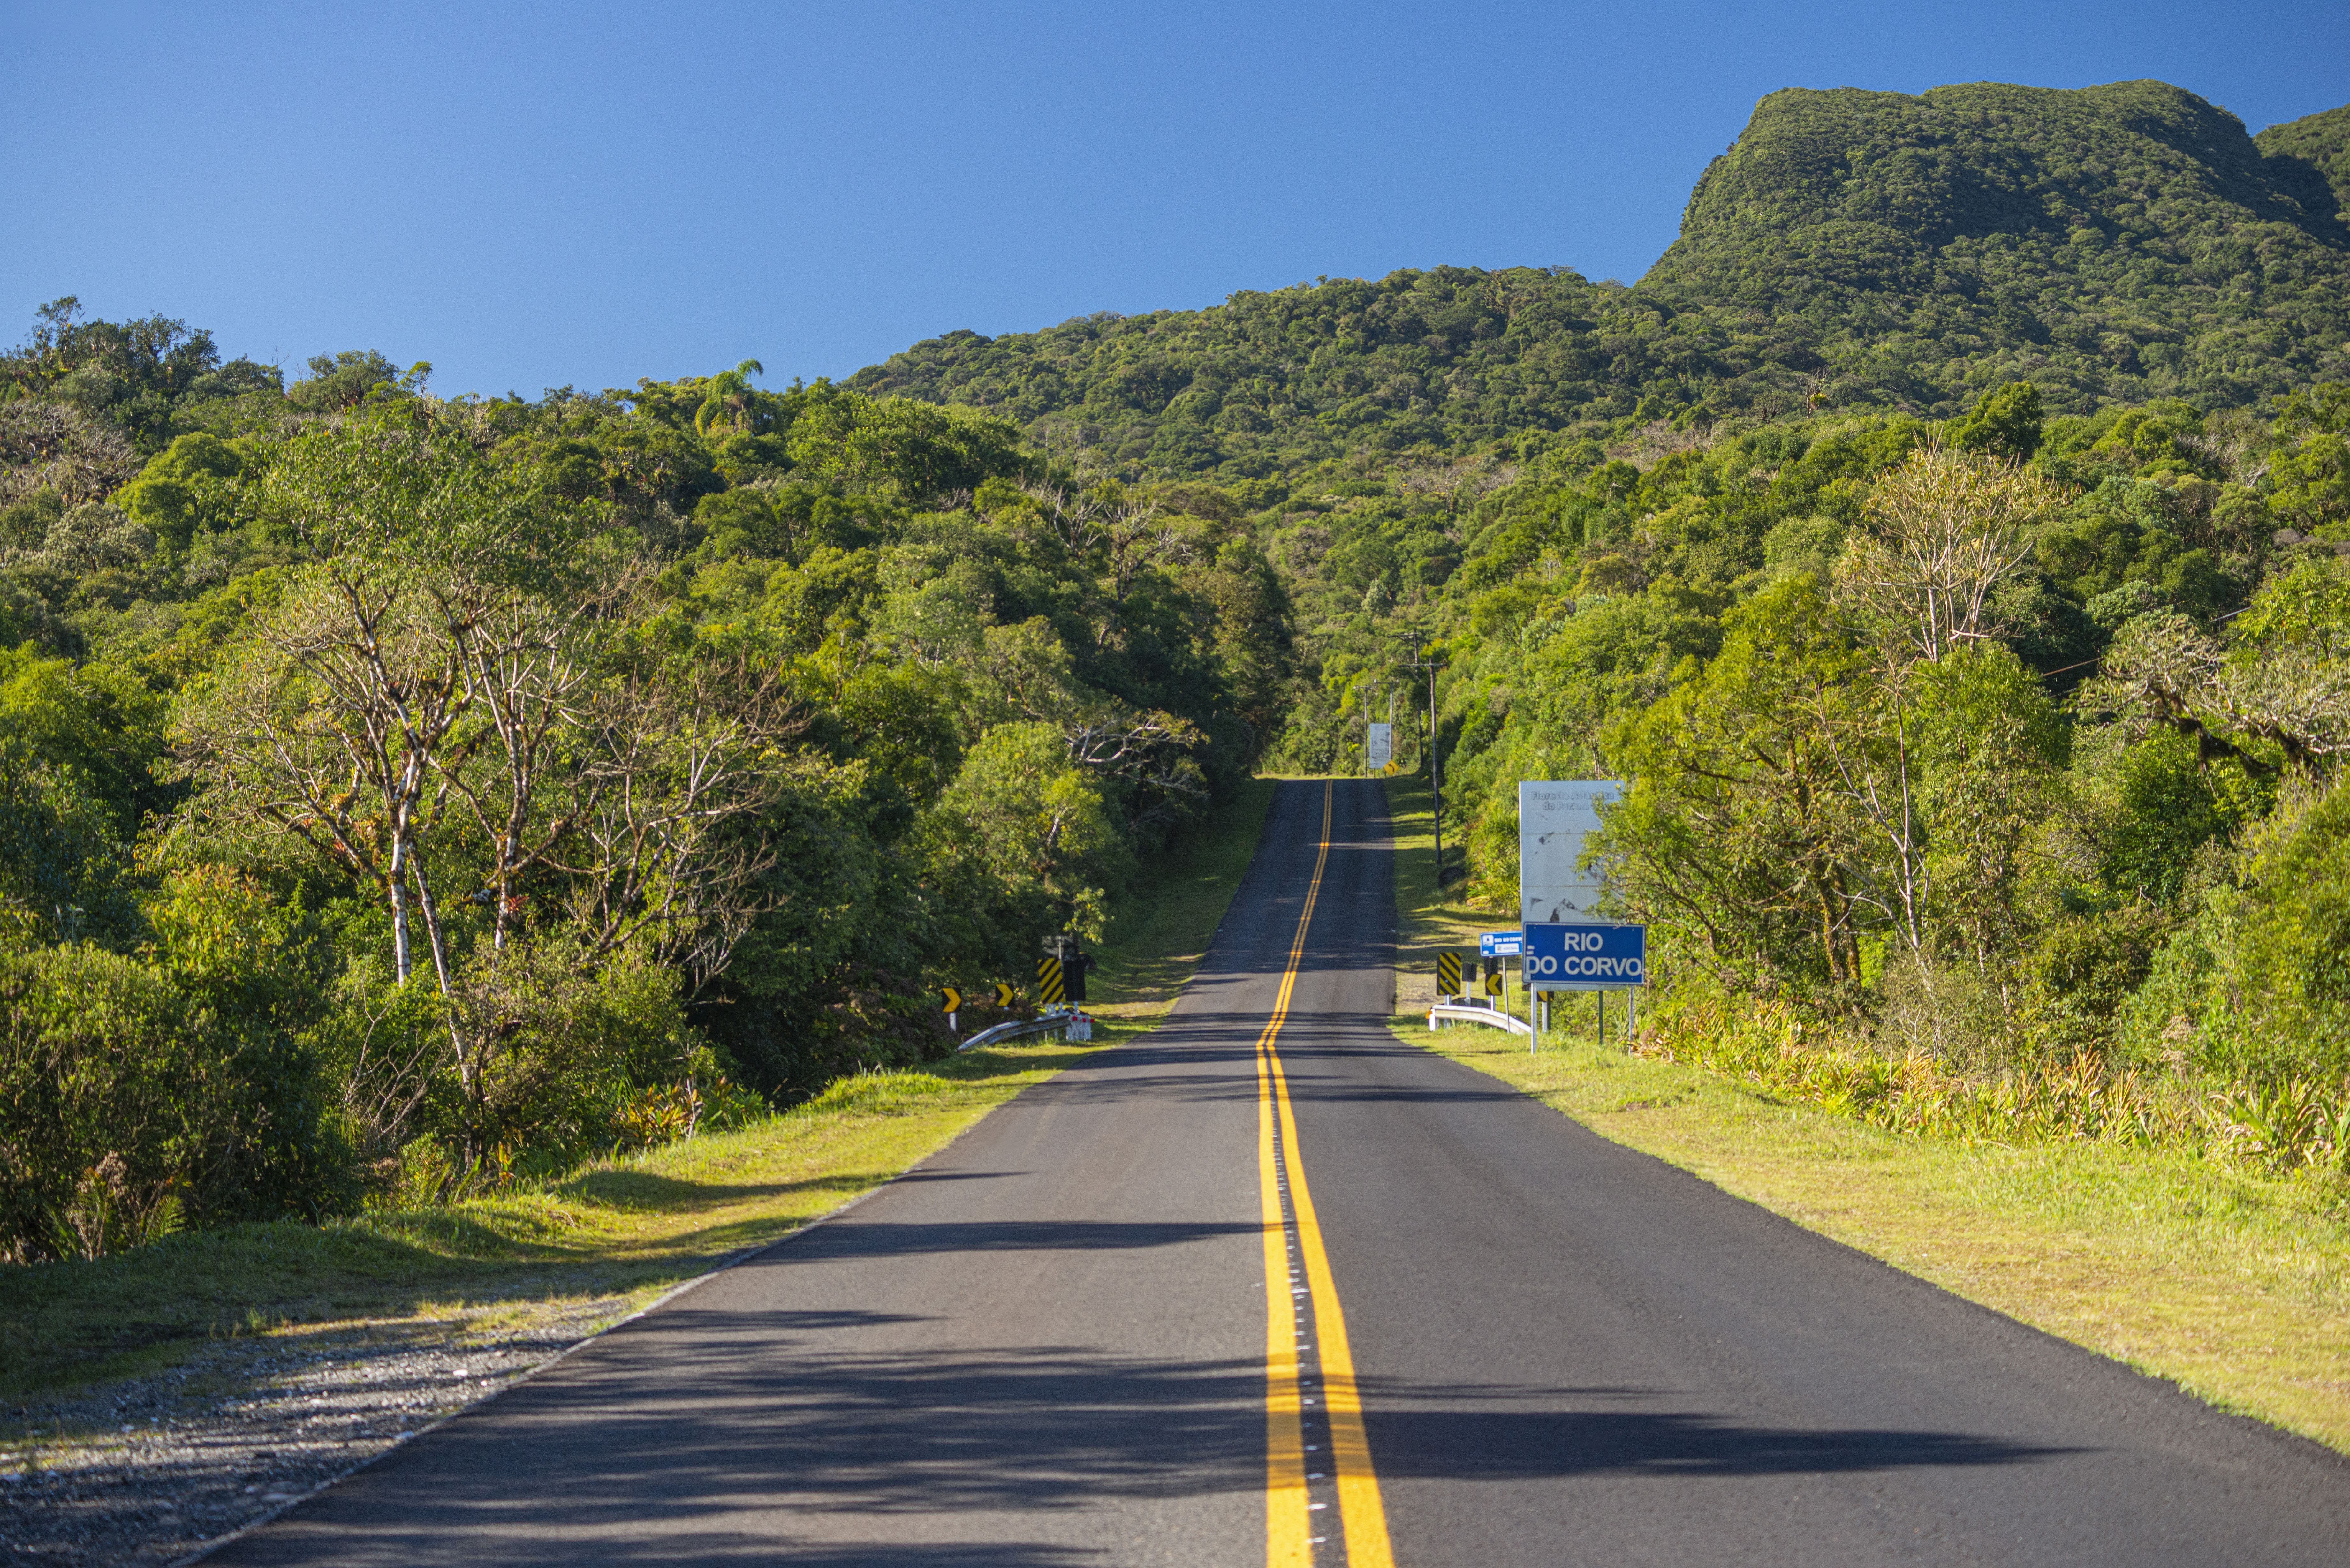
[210,778,2350,1566]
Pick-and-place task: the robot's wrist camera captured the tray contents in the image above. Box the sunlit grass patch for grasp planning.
[1089,775,1277,1021]
[0,1038,1085,1402]
[795,1068,964,1117]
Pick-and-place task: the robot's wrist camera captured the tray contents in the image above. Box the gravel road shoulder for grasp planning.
[2,1291,643,1565]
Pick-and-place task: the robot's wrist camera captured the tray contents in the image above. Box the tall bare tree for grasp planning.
[1017,480,1203,614]
[172,404,801,1168]
[1837,443,2062,664]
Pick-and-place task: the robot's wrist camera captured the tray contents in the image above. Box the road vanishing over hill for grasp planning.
[210,779,2349,1566]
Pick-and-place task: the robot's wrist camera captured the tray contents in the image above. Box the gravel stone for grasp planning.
[1,1294,634,1564]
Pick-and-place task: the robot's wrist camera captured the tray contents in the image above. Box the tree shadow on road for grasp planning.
[217,1309,2075,1566]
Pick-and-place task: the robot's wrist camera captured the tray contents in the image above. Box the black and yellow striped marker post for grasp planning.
[1036,955,1066,1006]
[1436,951,1462,997]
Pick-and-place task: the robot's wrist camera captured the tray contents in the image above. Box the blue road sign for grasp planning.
[1522,923,1646,988]
[1479,931,1524,957]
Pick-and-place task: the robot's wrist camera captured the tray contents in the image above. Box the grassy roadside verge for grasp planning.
[1382,774,2350,1454]
[2,777,1279,1412]
[1385,769,1498,1015]
[1088,775,1277,1024]
[0,1041,1093,1407]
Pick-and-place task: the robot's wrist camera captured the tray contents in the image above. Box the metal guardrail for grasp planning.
[957,1012,1095,1052]
[1427,1002,1532,1038]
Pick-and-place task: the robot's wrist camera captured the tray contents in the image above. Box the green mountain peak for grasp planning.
[852,79,2350,486]
[1645,80,2348,400]
[2256,101,2350,220]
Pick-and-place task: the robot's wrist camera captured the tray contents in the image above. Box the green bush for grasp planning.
[0,939,348,1262]
[2122,777,2350,1081]
[2230,780,2350,1078]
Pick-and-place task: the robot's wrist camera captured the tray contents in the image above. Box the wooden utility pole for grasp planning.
[1404,646,1446,886]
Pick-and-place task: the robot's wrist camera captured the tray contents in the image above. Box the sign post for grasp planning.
[1479,931,1523,1018]
[1521,921,1646,1052]
[1435,951,1462,998]
[1521,923,1647,987]
[1043,931,1086,1006]
[1518,780,1634,1051]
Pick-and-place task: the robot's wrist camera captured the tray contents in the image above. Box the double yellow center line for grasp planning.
[1256,782,1394,1567]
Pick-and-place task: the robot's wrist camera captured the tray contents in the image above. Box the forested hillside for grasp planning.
[1644,82,2348,408]
[851,79,2350,1166]
[8,76,2350,1261]
[0,304,1292,1259]
[854,82,2350,481]
[2257,102,2350,221]
[1400,385,2349,1067]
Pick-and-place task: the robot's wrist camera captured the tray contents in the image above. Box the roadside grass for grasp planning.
[1087,775,1276,1023]
[2,776,1278,1411]
[0,1041,1093,1407]
[1381,775,2350,1455]
[1383,769,1505,1014]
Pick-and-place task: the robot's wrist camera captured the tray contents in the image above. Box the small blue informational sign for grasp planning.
[1521,923,1647,988]
[1478,931,1524,957]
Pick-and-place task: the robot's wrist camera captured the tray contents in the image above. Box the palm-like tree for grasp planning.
[694,359,767,439]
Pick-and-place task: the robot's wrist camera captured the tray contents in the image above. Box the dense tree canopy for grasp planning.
[0,314,1294,1256]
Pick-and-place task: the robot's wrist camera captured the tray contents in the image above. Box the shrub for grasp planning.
[0,941,347,1261]
[2121,776,2350,1083]
[2227,779,2350,1079]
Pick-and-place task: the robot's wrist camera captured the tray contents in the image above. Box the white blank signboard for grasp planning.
[1366,722,1393,772]
[1518,779,1622,925]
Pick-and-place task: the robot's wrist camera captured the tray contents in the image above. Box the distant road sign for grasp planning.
[1367,721,1393,773]
[1435,951,1463,995]
[1036,956,1066,1006]
[1518,780,1622,926]
[1522,923,1646,989]
[1478,931,1523,957]
[939,986,963,1014]
[994,983,1015,1008]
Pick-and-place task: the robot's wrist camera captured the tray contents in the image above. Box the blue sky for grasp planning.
[3,1,2343,398]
